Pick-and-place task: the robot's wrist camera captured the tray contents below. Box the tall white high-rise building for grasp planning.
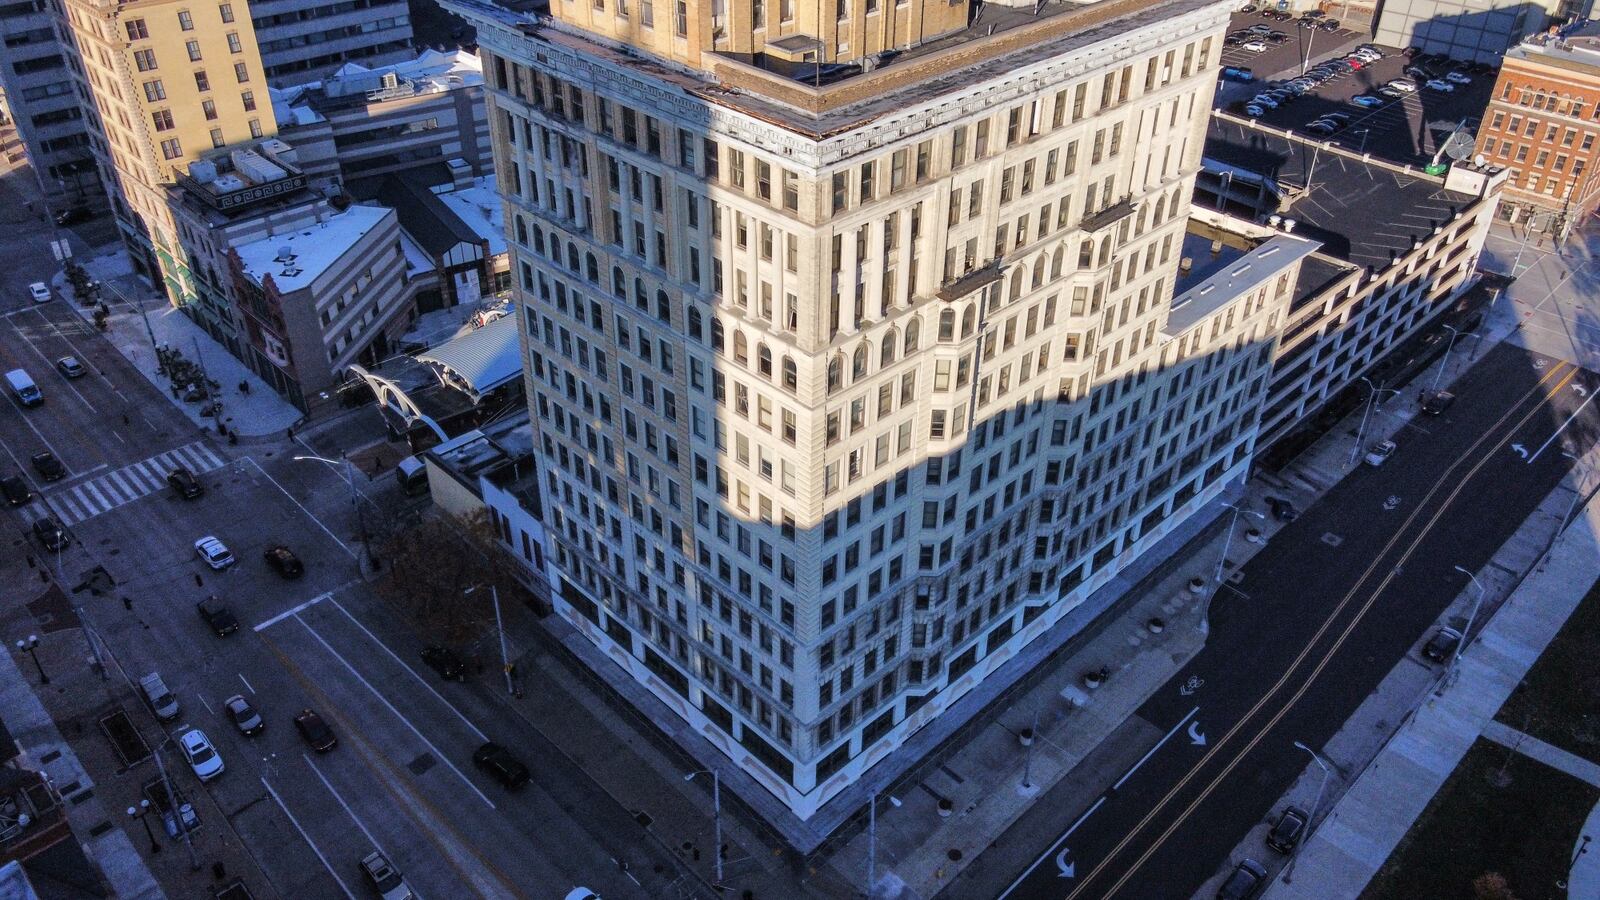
[447,0,1310,821]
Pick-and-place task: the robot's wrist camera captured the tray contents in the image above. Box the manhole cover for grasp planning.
[947,849,963,861]
[407,753,436,775]
[1321,533,1343,547]
[635,811,653,828]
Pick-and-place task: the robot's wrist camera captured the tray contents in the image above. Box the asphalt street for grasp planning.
[949,340,1600,900]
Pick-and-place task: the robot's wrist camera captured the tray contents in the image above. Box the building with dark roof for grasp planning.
[1197,112,1509,455]
[356,174,493,312]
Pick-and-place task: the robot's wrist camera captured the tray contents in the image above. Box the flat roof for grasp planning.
[1165,227,1321,335]
[434,176,506,255]
[1203,115,1480,271]
[235,205,393,292]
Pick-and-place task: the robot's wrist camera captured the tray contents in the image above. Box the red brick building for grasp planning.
[1474,26,1600,240]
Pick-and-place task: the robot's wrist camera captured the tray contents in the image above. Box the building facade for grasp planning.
[1372,0,1570,64]
[0,0,102,209]
[251,0,412,85]
[61,0,276,283]
[451,0,1312,820]
[1473,25,1600,240]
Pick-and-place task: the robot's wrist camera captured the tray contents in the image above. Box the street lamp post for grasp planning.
[1429,325,1483,394]
[684,767,722,887]
[866,791,902,898]
[1215,503,1266,586]
[293,454,371,574]
[1347,377,1398,467]
[127,800,160,853]
[465,584,514,697]
[1451,566,1486,673]
[1283,741,1331,883]
[16,635,47,684]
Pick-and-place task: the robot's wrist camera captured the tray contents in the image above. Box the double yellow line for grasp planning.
[1068,360,1579,900]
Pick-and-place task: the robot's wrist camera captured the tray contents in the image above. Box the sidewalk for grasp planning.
[56,250,301,438]
[1262,466,1600,900]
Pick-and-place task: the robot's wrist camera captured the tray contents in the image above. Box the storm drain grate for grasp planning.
[1321,532,1343,547]
[406,753,436,776]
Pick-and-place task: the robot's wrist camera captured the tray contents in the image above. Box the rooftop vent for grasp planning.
[1268,214,1282,229]
[1282,218,1297,233]
[281,266,303,277]
[274,245,295,263]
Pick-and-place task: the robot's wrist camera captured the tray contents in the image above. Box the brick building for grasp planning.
[1474,23,1600,240]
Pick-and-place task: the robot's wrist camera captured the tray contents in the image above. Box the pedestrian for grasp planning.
[123,596,133,610]
[193,573,203,588]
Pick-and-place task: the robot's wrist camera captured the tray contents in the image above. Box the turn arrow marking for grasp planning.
[1187,721,1207,747]
[1056,848,1076,879]
[1512,443,1529,459]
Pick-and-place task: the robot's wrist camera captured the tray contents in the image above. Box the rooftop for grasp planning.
[1164,223,1321,335]
[354,174,486,259]
[1510,20,1600,69]
[234,205,393,293]
[433,176,506,256]
[1203,115,1481,271]
[416,313,522,398]
[270,48,484,123]
[176,140,312,220]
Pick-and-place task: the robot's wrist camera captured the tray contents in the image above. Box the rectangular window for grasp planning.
[240,90,255,111]
[209,127,224,148]
[194,69,210,91]
[134,49,157,71]
[186,39,202,61]
[142,79,165,102]
[226,32,241,53]
[233,61,249,82]
[151,109,174,131]
[675,0,687,35]
[248,117,262,138]
[218,3,234,21]
[178,10,193,29]
[126,19,148,39]
[160,137,182,160]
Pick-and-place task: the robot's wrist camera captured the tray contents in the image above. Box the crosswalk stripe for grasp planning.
[80,482,111,510]
[42,441,226,526]
[49,494,85,525]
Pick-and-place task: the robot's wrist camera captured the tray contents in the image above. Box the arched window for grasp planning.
[938,309,956,341]
[532,225,545,256]
[585,252,599,284]
[733,331,749,365]
[688,307,704,343]
[515,216,528,244]
[656,290,671,325]
[1009,267,1024,301]
[961,305,976,338]
[566,243,580,273]
[634,278,647,310]
[1051,245,1066,279]
[1032,255,1047,289]
[827,356,843,394]
[852,344,868,379]
[880,330,897,366]
[1099,235,1113,266]
[1153,195,1167,225]
[711,317,725,352]
[612,267,626,298]
[783,357,798,392]
[757,344,773,377]
[1079,240,1093,268]
[904,317,920,353]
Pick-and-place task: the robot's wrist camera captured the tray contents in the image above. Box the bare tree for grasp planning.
[373,510,525,648]
[1472,872,1518,900]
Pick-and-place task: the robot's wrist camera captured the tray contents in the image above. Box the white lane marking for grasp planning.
[242,457,357,560]
[261,776,360,900]
[254,593,331,632]
[1528,382,1600,464]
[198,694,214,716]
[1113,706,1201,792]
[1,387,72,476]
[293,614,496,810]
[302,752,391,853]
[328,597,488,742]
[239,673,256,695]
[997,796,1107,900]
[10,314,97,413]
[30,307,131,403]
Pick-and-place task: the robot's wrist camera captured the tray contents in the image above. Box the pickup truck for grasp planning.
[140,672,180,720]
[196,596,239,637]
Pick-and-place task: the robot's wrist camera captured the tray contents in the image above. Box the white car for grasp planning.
[1250,94,1281,109]
[28,282,50,304]
[1242,40,1269,53]
[564,890,600,900]
[224,695,264,736]
[1446,70,1472,84]
[1424,79,1455,92]
[194,536,235,570]
[179,729,225,781]
[1245,104,1268,117]
[1365,439,1397,467]
[1385,79,1418,93]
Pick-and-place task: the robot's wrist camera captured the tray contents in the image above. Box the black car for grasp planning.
[264,545,304,578]
[196,596,239,637]
[2,475,31,506]
[1265,496,1299,522]
[1422,626,1463,663]
[294,709,337,752]
[473,742,530,789]
[32,516,69,551]
[31,452,65,482]
[167,467,204,499]
[54,206,90,227]
[1421,389,1456,416]
[420,645,467,681]
[1217,858,1268,899]
[1266,806,1309,853]
[1318,18,1339,30]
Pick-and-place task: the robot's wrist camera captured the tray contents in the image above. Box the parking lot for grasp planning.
[1217,33,1499,168]
[1217,9,1366,87]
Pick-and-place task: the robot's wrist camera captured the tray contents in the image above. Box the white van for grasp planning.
[6,369,41,406]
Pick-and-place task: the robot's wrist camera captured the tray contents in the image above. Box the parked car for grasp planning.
[1421,389,1456,415]
[31,452,64,482]
[1446,69,1472,83]
[32,515,69,551]
[1242,40,1268,53]
[1305,121,1339,136]
[28,282,50,304]
[1352,94,1385,108]
[1248,23,1272,34]
[1265,31,1288,43]
[1222,66,1256,82]
[194,536,235,570]
[3,475,31,507]
[1425,78,1456,92]
[294,709,337,752]
[140,672,180,720]
[1364,439,1397,467]
[1225,34,1247,46]
[55,356,85,379]
[196,595,239,637]
[1422,626,1463,663]
[1245,104,1269,117]
[1265,496,1299,522]
[360,851,416,900]
[1250,94,1281,109]
[224,695,264,736]
[1386,79,1418,93]
[1267,806,1310,853]
[167,467,204,499]
[263,545,304,578]
[1319,18,1339,30]
[179,729,225,781]
[473,742,531,789]
[420,646,467,681]
[1217,858,1268,899]
[1378,86,1406,98]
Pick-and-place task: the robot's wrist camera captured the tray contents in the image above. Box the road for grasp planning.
[950,340,1599,900]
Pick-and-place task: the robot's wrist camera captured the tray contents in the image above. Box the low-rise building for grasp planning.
[1473,24,1600,240]
[251,0,414,85]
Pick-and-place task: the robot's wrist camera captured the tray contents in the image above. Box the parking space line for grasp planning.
[293,614,497,810]
[261,776,360,900]
[302,752,392,853]
[327,597,488,742]
[254,592,331,632]
[31,307,132,404]
[239,672,256,694]
[9,311,98,414]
